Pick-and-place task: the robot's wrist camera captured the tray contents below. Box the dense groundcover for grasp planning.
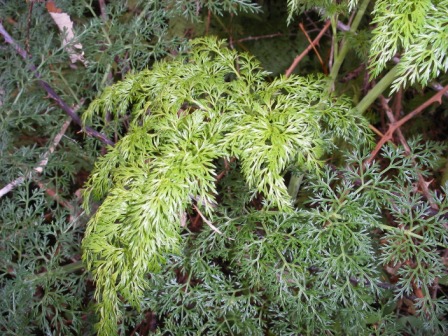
[1,1,448,335]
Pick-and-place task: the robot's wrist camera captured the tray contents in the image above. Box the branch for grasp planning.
[236,32,283,43]
[299,22,326,73]
[0,22,113,146]
[25,260,85,283]
[33,179,75,212]
[366,84,448,165]
[192,204,222,234]
[376,223,447,249]
[355,64,399,115]
[337,21,448,109]
[0,118,71,199]
[379,96,438,209]
[284,19,330,197]
[285,20,331,78]
[328,0,371,89]
[98,0,108,21]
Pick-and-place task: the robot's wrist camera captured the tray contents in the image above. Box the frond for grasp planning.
[82,36,372,335]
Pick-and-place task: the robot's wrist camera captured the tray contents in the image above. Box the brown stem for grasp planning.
[25,1,34,54]
[33,179,74,212]
[285,20,331,78]
[98,0,108,21]
[205,9,211,35]
[366,85,448,165]
[392,88,403,120]
[379,96,438,209]
[215,158,235,182]
[192,204,222,234]
[299,22,326,74]
[0,22,114,146]
[237,32,283,43]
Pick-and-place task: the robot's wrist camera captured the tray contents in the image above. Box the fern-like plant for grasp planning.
[287,0,448,92]
[81,1,448,334]
[369,0,448,90]
[82,37,371,334]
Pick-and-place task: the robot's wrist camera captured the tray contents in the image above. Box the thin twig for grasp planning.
[192,204,222,234]
[366,84,448,165]
[98,0,108,21]
[285,20,331,78]
[205,9,211,35]
[0,118,71,199]
[25,1,33,54]
[0,22,114,146]
[392,87,403,120]
[236,32,283,43]
[379,96,438,209]
[0,176,25,199]
[430,82,448,99]
[299,23,326,73]
[33,179,75,211]
[368,124,385,138]
[215,158,235,182]
[25,260,85,282]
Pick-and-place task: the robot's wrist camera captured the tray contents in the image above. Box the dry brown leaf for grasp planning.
[46,0,87,65]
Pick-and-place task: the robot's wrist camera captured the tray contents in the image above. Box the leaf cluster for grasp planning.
[82,36,371,334]
[286,0,359,23]
[369,0,448,90]
[286,0,448,93]
[0,185,90,335]
[2,0,448,335]
[144,138,448,335]
[0,1,262,334]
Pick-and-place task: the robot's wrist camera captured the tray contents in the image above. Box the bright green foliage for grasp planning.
[2,0,448,335]
[0,1,261,334]
[369,0,448,90]
[82,37,371,334]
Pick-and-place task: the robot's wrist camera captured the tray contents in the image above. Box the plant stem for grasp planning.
[0,23,114,146]
[355,64,399,114]
[25,261,85,283]
[328,0,371,90]
[365,82,448,163]
[376,224,448,249]
[285,20,331,77]
[287,174,303,202]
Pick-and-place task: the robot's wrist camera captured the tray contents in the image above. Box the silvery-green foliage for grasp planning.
[142,139,447,335]
[82,37,370,334]
[0,185,89,335]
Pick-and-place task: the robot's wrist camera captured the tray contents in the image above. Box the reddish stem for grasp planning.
[285,20,331,78]
[366,85,448,165]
